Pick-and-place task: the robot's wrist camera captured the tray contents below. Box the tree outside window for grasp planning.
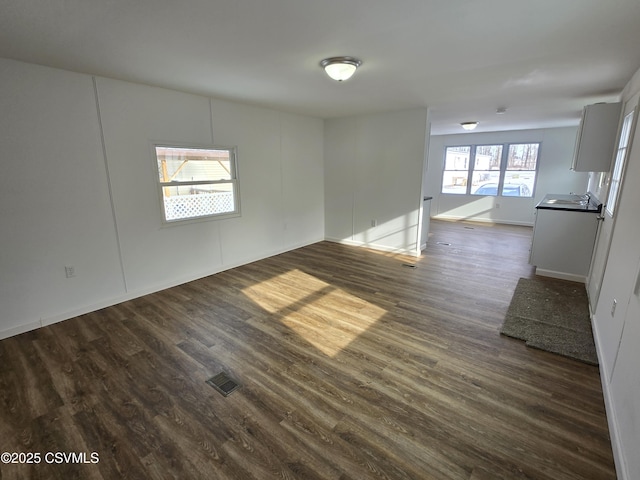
[441,142,539,197]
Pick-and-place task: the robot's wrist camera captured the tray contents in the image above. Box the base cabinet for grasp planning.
[529,208,599,281]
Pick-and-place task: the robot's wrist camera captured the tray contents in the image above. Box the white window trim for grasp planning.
[441,142,541,198]
[606,110,635,216]
[151,141,241,225]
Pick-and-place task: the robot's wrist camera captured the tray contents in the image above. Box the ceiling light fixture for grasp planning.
[320,56,362,81]
[460,122,479,131]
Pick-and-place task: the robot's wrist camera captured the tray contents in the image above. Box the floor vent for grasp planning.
[402,263,417,269]
[206,372,241,397]
[436,241,452,246]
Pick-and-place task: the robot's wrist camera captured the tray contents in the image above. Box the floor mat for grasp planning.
[500,277,598,365]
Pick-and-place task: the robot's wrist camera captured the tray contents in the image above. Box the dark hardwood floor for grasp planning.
[0,220,616,479]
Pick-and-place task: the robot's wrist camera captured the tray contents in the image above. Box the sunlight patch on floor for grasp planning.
[242,269,386,357]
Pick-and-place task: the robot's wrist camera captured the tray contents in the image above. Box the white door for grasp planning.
[587,93,639,309]
[604,179,640,480]
[609,266,640,480]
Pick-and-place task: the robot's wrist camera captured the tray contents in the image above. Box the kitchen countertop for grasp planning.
[535,194,602,213]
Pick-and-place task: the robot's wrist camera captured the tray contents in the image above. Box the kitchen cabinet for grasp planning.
[530,197,601,281]
[571,102,622,172]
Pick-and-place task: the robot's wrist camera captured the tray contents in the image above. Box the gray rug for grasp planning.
[500,277,598,365]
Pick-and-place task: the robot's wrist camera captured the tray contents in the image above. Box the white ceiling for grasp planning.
[1,0,639,134]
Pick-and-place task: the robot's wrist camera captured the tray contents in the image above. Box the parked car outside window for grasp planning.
[473,183,531,197]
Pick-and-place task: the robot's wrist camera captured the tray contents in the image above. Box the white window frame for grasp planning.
[152,142,241,224]
[469,144,504,195]
[441,145,472,194]
[441,142,541,198]
[606,110,634,216]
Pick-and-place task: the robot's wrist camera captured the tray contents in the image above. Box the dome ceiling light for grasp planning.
[460,121,479,131]
[320,56,362,82]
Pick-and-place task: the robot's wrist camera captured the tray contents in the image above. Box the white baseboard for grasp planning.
[433,214,534,227]
[534,268,586,283]
[0,238,323,341]
[0,320,43,340]
[324,237,419,257]
[591,312,628,480]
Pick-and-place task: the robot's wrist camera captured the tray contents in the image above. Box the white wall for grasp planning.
[426,127,589,225]
[0,60,125,336]
[0,58,324,339]
[2,54,638,478]
[590,67,640,480]
[324,108,429,255]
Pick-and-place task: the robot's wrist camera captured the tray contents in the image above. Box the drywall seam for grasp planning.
[92,76,128,292]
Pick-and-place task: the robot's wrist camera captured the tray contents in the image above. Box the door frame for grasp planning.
[587,94,640,310]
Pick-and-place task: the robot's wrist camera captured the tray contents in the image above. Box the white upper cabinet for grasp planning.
[571,102,622,172]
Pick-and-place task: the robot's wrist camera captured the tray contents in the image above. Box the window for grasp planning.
[154,144,240,223]
[502,143,538,197]
[441,142,540,197]
[442,146,471,194]
[606,110,634,216]
[471,145,503,194]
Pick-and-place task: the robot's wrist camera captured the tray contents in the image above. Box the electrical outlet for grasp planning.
[611,298,617,316]
[495,203,501,209]
[64,266,76,278]
[371,219,377,227]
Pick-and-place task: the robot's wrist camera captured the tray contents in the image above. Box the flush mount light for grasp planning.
[460,122,479,131]
[320,56,362,81]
